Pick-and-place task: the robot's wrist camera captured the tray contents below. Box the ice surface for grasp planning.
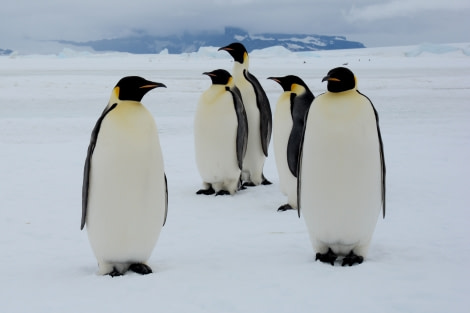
[0,43,469,313]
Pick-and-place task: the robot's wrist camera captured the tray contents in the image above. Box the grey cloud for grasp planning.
[1,0,469,52]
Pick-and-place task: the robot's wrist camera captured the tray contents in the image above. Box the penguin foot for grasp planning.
[238,178,246,190]
[261,178,272,185]
[196,187,215,195]
[108,267,124,277]
[315,248,337,266]
[242,182,256,188]
[341,251,364,266]
[277,204,294,212]
[129,263,153,275]
[215,190,230,196]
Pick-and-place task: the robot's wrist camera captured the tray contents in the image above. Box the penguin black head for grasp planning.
[322,67,356,93]
[203,69,233,85]
[268,75,309,92]
[115,76,166,102]
[218,42,247,64]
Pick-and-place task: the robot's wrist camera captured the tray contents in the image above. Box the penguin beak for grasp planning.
[203,72,215,77]
[140,82,167,89]
[322,75,341,82]
[267,77,281,83]
[218,46,232,52]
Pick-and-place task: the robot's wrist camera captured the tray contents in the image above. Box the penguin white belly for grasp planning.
[301,91,381,256]
[273,93,297,207]
[87,103,166,273]
[237,79,265,184]
[194,90,239,193]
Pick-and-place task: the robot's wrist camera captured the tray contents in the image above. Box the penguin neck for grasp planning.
[107,89,120,108]
[113,100,145,112]
[205,85,227,102]
[232,60,249,81]
[279,91,291,105]
[327,87,357,97]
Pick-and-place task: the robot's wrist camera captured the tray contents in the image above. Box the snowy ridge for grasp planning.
[52,27,365,54]
[5,42,469,60]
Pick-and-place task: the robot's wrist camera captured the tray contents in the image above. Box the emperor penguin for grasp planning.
[268,75,314,211]
[81,76,168,276]
[298,67,386,266]
[194,69,248,195]
[219,42,272,187]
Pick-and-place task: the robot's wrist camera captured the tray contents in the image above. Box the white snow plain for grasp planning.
[0,43,469,313]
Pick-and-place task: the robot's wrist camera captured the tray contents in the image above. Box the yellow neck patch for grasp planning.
[291,83,305,95]
[113,86,120,99]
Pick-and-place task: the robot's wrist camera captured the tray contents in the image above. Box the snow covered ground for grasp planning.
[1,43,469,313]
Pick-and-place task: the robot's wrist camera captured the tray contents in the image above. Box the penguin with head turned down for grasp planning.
[82,76,168,276]
[268,75,314,212]
[194,69,248,195]
[298,67,386,266]
[219,42,272,187]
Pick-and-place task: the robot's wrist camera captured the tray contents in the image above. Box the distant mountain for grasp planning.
[0,48,13,55]
[58,27,365,54]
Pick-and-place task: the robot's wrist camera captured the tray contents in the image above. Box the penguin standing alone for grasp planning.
[219,42,272,187]
[298,67,386,266]
[194,69,248,195]
[269,75,314,211]
[82,76,168,276]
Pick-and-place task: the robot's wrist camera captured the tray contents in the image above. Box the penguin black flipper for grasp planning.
[229,86,248,170]
[358,91,386,218]
[296,111,307,218]
[244,70,272,157]
[296,92,318,218]
[163,174,168,226]
[81,103,118,230]
[287,90,314,177]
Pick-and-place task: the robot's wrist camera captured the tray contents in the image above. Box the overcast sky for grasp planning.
[1,0,469,52]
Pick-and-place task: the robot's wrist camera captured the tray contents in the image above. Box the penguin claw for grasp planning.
[215,190,230,196]
[341,251,364,266]
[108,267,124,277]
[277,204,294,212]
[239,185,247,190]
[129,263,153,275]
[315,248,337,266]
[261,178,272,185]
[242,182,256,188]
[196,187,215,195]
